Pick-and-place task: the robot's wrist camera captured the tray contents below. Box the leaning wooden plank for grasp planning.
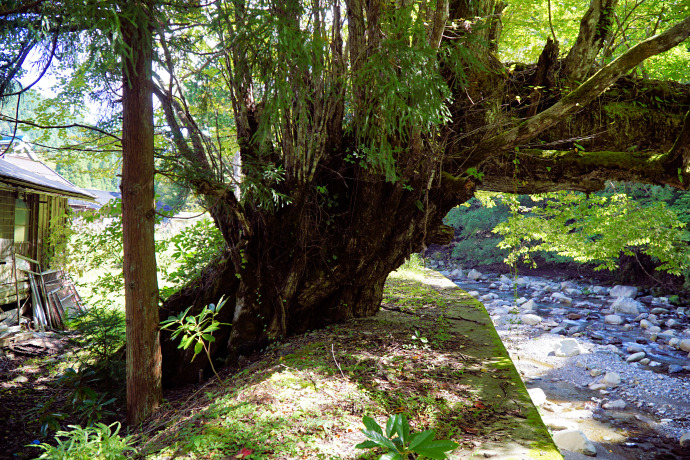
[29,275,47,330]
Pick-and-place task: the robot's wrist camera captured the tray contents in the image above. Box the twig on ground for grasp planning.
[331,344,346,379]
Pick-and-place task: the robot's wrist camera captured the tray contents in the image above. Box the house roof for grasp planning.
[0,157,95,200]
[70,189,173,213]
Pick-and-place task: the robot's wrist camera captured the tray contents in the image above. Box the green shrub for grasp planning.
[32,422,134,460]
[355,414,458,459]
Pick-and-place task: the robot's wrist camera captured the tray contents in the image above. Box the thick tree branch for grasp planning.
[466,14,690,164]
[479,149,669,194]
[563,0,618,82]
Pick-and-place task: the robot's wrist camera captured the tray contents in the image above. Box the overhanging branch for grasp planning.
[466,14,690,163]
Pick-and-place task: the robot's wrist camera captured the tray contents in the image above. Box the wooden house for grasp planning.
[0,137,94,308]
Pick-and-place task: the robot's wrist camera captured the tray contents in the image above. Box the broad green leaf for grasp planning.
[355,440,379,449]
[408,429,435,450]
[202,334,216,342]
[380,453,404,460]
[412,440,459,459]
[385,414,409,445]
[193,341,203,356]
[361,430,399,452]
[363,416,383,435]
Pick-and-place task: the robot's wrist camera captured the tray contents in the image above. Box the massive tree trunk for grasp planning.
[121,0,162,423]
[158,0,690,385]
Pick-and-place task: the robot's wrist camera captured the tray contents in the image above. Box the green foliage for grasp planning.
[160,296,230,380]
[158,217,226,298]
[355,414,458,459]
[31,422,134,460]
[67,305,126,366]
[500,0,690,83]
[28,367,116,436]
[443,197,511,266]
[57,368,116,427]
[353,5,452,181]
[493,190,690,274]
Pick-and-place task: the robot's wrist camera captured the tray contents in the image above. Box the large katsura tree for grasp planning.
[153,0,690,384]
[2,0,689,388]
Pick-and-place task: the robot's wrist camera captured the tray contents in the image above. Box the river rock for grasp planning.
[611,297,642,315]
[551,292,573,305]
[603,399,627,410]
[449,268,464,279]
[651,307,670,315]
[528,387,547,406]
[669,364,684,374]
[680,432,690,447]
[467,269,483,280]
[627,352,646,362]
[521,299,537,311]
[552,429,597,456]
[605,315,623,325]
[561,281,577,290]
[554,338,582,357]
[610,285,638,298]
[564,288,583,296]
[590,286,608,295]
[627,344,644,353]
[520,314,542,326]
[603,372,621,387]
[499,274,513,284]
[640,319,652,329]
[666,319,679,328]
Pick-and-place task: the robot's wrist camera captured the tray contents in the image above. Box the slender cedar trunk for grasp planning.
[121,0,161,424]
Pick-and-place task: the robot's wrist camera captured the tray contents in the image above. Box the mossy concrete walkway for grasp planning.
[382,268,562,459]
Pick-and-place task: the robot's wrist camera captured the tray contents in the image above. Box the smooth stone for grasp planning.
[552,430,597,456]
[627,352,646,363]
[554,338,582,357]
[611,297,642,315]
[666,319,679,328]
[520,314,542,326]
[680,432,690,447]
[640,319,652,329]
[521,299,537,311]
[551,292,573,305]
[669,365,684,374]
[669,338,681,349]
[467,269,483,280]
[590,286,608,295]
[528,388,547,406]
[627,344,644,353]
[605,315,623,325]
[603,372,622,387]
[610,285,638,298]
[603,399,626,410]
[449,268,464,279]
[639,358,651,365]
[590,369,604,377]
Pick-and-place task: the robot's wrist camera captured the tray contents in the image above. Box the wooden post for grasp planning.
[12,248,20,328]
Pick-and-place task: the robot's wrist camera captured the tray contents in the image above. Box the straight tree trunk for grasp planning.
[121,0,161,425]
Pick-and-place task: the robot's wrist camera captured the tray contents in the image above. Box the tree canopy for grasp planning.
[2,0,689,387]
